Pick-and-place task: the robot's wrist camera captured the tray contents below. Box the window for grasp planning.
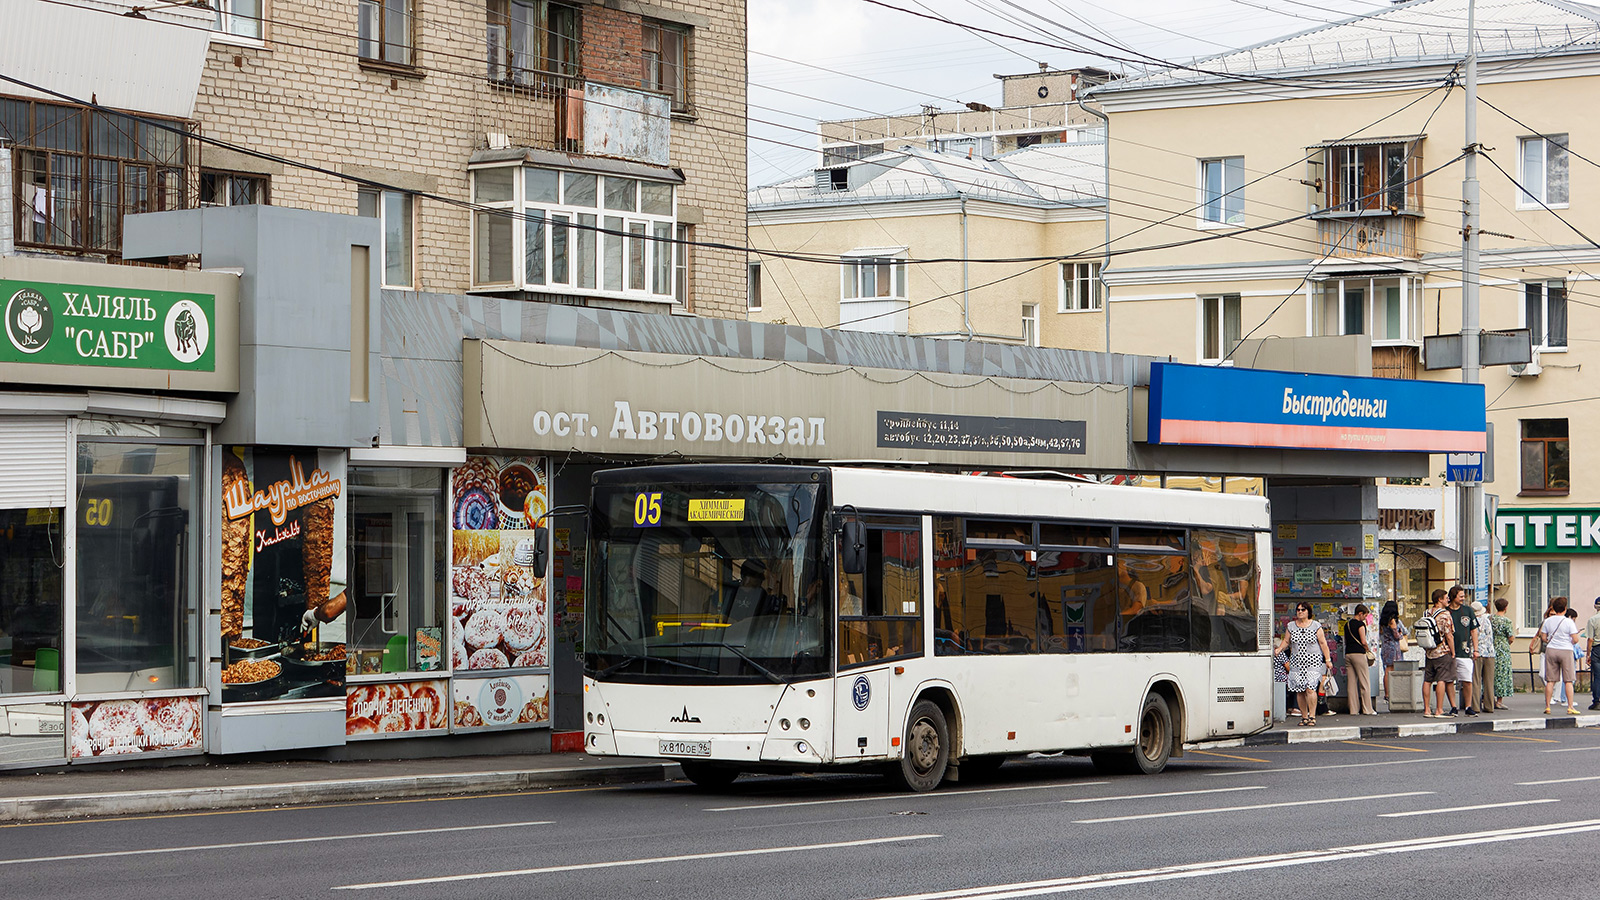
[1021,304,1039,347]
[0,508,64,696]
[2,96,190,257]
[1524,280,1567,350]
[213,0,262,39]
[1519,134,1568,207]
[1313,277,1420,344]
[1190,530,1259,652]
[487,0,580,87]
[1060,261,1101,312]
[642,21,689,110]
[841,256,906,300]
[837,518,923,668]
[357,187,414,288]
[200,171,267,207]
[747,260,762,311]
[674,223,693,308]
[1200,294,1241,362]
[471,166,679,300]
[347,468,447,675]
[1520,560,1569,630]
[1520,419,1569,495]
[1317,139,1422,214]
[839,254,909,333]
[1200,157,1243,225]
[358,0,412,66]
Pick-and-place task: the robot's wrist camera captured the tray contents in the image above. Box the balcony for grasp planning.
[472,78,669,165]
[1316,213,1419,259]
[1372,345,1420,379]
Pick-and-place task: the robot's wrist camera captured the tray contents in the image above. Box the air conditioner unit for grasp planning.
[1509,349,1542,377]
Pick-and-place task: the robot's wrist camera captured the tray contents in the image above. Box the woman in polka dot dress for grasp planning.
[1275,601,1333,726]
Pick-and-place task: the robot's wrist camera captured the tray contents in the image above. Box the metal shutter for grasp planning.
[0,418,68,509]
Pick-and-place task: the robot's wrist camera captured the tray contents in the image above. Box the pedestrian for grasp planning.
[1491,598,1515,710]
[1472,600,1496,715]
[1447,586,1479,715]
[1564,608,1584,705]
[1587,598,1600,711]
[1534,596,1582,715]
[1344,604,1377,715]
[1422,589,1456,718]
[1275,601,1332,726]
[1379,599,1408,708]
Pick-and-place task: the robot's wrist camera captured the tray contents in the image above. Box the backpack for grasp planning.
[1413,613,1439,650]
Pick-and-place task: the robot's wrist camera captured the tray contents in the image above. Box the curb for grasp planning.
[0,762,681,823]
[1239,712,1598,747]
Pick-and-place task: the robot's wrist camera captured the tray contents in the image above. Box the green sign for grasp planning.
[0,279,215,372]
[1495,507,1600,554]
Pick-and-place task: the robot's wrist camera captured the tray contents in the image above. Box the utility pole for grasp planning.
[1458,0,1483,597]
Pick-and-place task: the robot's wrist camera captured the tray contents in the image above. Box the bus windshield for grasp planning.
[587,479,829,683]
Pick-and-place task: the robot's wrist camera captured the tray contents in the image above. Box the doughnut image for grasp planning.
[87,700,151,751]
[463,610,505,650]
[141,699,202,750]
[502,606,544,652]
[452,632,469,670]
[468,647,509,670]
[512,649,545,668]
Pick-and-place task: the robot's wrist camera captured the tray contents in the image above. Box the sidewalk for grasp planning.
[1221,687,1600,747]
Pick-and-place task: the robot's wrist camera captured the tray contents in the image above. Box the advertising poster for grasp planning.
[346,680,449,738]
[69,697,203,758]
[220,447,348,703]
[450,456,549,673]
[451,674,550,729]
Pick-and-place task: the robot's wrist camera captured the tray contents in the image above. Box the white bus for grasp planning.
[582,464,1273,791]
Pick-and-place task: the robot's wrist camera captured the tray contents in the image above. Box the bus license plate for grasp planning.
[659,739,711,757]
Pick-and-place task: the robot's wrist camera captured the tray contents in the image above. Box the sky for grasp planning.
[746,0,1392,185]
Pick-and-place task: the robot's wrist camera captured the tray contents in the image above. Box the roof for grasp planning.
[1097,0,1600,92]
[748,141,1106,211]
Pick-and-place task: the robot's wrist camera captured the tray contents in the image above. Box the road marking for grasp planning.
[333,833,942,891]
[1207,755,1472,777]
[1343,740,1424,753]
[706,781,1109,812]
[1064,786,1265,804]
[1073,791,1429,824]
[0,821,552,866]
[855,819,1600,900]
[1540,746,1600,753]
[1379,800,1559,818]
[1490,733,1559,743]
[1516,775,1600,786]
[1189,749,1270,763]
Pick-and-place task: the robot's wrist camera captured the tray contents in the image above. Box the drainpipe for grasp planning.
[960,191,973,340]
[1076,97,1111,353]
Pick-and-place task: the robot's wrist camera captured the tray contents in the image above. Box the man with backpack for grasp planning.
[1419,589,1456,717]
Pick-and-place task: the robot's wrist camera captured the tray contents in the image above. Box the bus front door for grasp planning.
[833,667,891,761]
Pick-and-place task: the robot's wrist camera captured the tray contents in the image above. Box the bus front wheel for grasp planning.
[1091,693,1173,776]
[679,761,740,789]
[893,699,950,792]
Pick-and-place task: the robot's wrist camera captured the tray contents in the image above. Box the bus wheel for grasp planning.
[679,761,740,789]
[1092,693,1173,775]
[893,699,950,792]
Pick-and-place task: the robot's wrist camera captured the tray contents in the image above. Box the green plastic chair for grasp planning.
[32,648,60,692]
[380,634,408,673]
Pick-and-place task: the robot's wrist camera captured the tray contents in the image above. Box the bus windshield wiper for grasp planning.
[595,654,719,678]
[664,642,785,684]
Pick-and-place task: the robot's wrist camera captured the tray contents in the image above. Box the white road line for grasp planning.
[1206,755,1473,777]
[1378,800,1560,818]
[1539,746,1600,753]
[1063,786,1266,804]
[1516,775,1600,786]
[0,821,552,866]
[706,781,1109,812]
[333,833,941,891]
[857,819,1600,900]
[1073,791,1430,824]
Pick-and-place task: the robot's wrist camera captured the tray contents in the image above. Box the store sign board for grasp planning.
[0,279,215,371]
[347,681,449,738]
[1495,507,1600,554]
[69,698,203,758]
[1147,363,1486,453]
[451,673,550,730]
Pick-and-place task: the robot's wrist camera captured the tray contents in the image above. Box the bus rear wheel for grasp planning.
[892,699,950,792]
[1091,693,1173,776]
[679,761,740,789]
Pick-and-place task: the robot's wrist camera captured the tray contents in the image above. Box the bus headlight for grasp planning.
[795,740,810,755]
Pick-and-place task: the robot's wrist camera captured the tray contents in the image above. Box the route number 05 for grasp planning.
[633,492,663,527]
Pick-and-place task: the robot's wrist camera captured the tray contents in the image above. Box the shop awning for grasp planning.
[1408,542,1458,564]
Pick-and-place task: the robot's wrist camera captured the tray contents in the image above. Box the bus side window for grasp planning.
[838,518,923,668]
[1192,529,1258,652]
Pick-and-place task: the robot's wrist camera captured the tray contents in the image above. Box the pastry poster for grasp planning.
[220,447,348,703]
[451,674,550,730]
[69,698,203,758]
[450,455,549,673]
[346,680,448,738]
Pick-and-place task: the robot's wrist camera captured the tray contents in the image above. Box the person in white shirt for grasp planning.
[1471,601,1496,716]
[1536,596,1583,715]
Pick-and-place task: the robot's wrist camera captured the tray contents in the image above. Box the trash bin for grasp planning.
[1388,659,1424,712]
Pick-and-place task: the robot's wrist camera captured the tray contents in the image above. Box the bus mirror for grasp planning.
[841,520,867,574]
[533,527,549,574]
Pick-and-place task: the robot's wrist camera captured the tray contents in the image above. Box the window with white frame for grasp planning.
[1060,261,1101,312]
[357,187,413,288]
[839,252,909,333]
[358,0,412,65]
[487,0,580,87]
[1021,303,1039,346]
[1200,157,1244,225]
[1313,276,1421,344]
[1518,134,1568,208]
[471,165,678,301]
[841,255,907,301]
[213,0,262,39]
[1523,280,1568,350]
[674,223,692,308]
[747,260,762,311]
[1520,560,1569,629]
[1200,294,1241,362]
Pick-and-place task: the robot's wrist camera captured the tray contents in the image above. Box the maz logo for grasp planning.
[669,706,702,724]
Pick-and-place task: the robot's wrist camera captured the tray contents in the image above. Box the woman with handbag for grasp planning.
[1535,596,1583,715]
[1344,604,1377,715]
[1276,602,1332,726]
[1379,600,1408,707]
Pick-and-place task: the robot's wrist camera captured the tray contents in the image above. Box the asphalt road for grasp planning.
[4,729,1599,900]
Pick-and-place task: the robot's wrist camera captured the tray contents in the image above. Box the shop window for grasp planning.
[358,187,414,289]
[1520,419,1569,495]
[1520,560,1569,630]
[0,508,64,696]
[358,0,413,66]
[837,517,922,668]
[348,468,447,675]
[75,441,201,692]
